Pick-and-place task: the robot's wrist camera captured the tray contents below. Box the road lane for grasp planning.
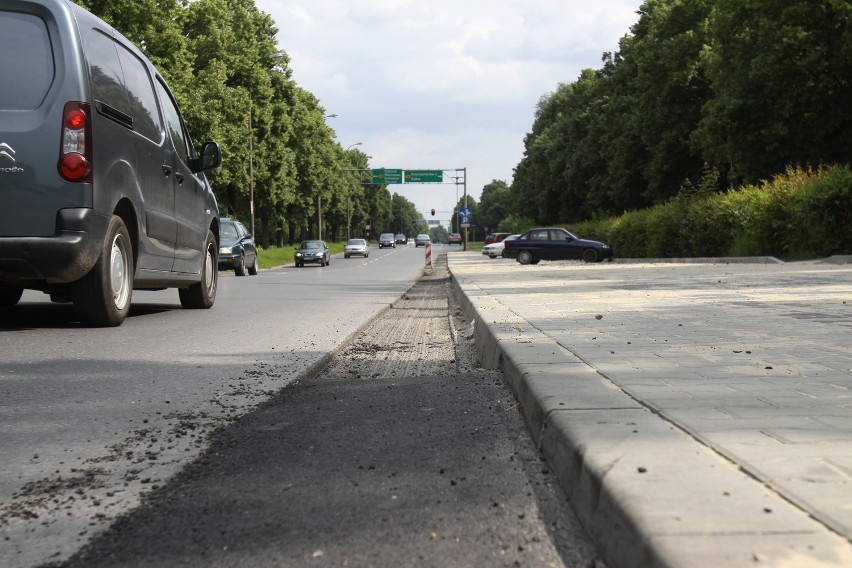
[0,244,429,567]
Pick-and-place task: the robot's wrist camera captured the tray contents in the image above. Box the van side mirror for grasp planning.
[191,141,222,173]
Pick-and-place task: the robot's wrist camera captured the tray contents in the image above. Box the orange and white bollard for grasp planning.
[425,242,432,268]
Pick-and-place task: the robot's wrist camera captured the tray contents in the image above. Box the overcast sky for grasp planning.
[255,0,643,225]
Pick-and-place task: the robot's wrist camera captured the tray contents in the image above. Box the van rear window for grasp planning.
[0,12,54,110]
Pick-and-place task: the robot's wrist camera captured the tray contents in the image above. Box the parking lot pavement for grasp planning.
[448,253,852,568]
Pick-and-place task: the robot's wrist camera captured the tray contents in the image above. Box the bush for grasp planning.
[553,165,852,260]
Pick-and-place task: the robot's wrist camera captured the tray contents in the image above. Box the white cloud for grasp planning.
[257,0,642,219]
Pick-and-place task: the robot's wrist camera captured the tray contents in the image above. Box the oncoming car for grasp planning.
[218,219,258,276]
[502,228,613,264]
[414,234,431,247]
[379,233,396,248]
[295,240,330,267]
[344,238,369,258]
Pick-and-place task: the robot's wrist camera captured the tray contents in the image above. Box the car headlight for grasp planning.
[219,246,232,254]
[602,244,611,249]
[295,252,303,257]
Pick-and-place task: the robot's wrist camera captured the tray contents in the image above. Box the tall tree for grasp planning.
[476,180,513,234]
[695,0,852,184]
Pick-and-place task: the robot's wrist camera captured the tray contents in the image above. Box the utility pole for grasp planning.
[460,167,468,251]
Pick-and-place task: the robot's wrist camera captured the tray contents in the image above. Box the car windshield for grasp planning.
[300,241,323,250]
[347,239,365,246]
[221,223,238,239]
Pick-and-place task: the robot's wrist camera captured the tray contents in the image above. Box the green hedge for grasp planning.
[572,165,852,260]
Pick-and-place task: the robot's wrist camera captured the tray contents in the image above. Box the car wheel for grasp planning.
[73,215,133,326]
[234,253,246,276]
[582,248,599,263]
[325,256,330,266]
[0,284,24,307]
[517,250,534,265]
[345,254,349,259]
[179,230,218,309]
[248,254,258,275]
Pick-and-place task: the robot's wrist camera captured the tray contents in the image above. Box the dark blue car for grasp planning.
[502,228,614,264]
[218,218,258,276]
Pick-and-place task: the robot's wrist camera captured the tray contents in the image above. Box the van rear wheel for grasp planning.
[73,216,133,326]
[179,230,218,309]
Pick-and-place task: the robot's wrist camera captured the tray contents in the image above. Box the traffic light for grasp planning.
[431,208,435,216]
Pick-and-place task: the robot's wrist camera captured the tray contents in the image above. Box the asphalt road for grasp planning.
[52,258,604,567]
[0,244,428,567]
[53,260,601,568]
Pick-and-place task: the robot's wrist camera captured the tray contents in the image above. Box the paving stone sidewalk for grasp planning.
[449,255,852,568]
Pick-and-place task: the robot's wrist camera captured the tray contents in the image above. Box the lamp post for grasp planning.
[248,52,283,239]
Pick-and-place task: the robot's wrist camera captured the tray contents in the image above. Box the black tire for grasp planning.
[345,254,349,259]
[0,284,24,307]
[179,230,217,309]
[248,254,258,275]
[73,215,133,326]
[235,253,246,276]
[517,250,534,265]
[582,248,599,263]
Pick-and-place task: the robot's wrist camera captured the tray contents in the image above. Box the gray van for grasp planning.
[0,0,222,326]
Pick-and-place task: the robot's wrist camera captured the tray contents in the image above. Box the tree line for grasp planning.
[80,0,425,247]
[477,0,852,230]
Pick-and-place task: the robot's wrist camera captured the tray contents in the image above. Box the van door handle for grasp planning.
[162,165,172,178]
[175,172,184,185]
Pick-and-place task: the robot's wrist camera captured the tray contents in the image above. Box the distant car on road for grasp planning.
[414,234,431,247]
[379,233,396,248]
[448,233,463,245]
[482,234,520,258]
[502,228,613,264]
[344,238,369,258]
[295,240,330,267]
[218,219,258,276]
[395,233,407,244]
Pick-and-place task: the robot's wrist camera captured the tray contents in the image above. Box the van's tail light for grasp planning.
[58,102,93,183]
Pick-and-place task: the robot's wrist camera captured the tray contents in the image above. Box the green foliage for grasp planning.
[506,0,852,234]
[79,0,372,249]
[572,165,852,260]
[498,214,537,235]
[430,225,449,244]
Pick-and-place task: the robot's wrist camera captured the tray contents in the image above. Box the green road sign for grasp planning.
[371,168,403,184]
[404,170,443,183]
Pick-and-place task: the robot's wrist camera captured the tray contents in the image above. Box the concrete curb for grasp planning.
[449,268,852,568]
